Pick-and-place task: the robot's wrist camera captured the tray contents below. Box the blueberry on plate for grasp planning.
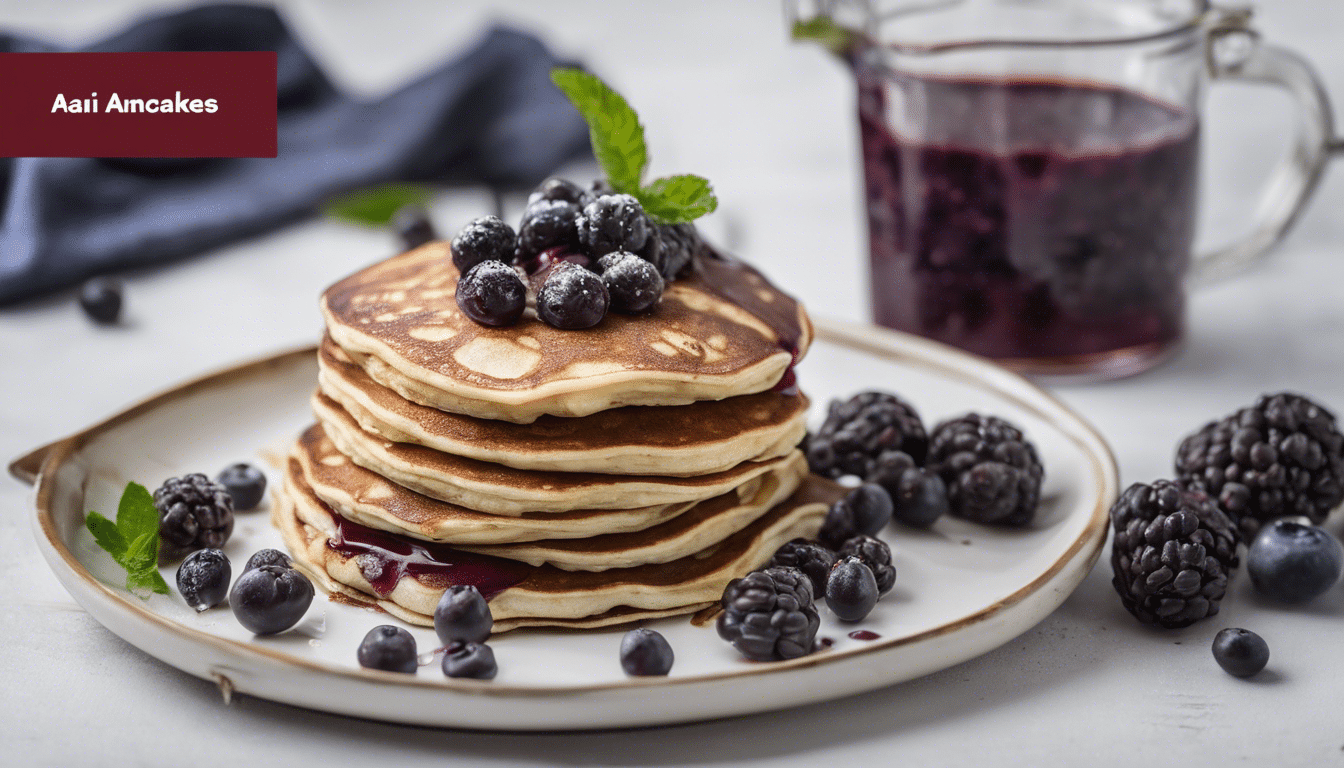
[845,484,894,536]
[1247,520,1344,604]
[216,463,267,511]
[620,628,674,676]
[1212,628,1270,678]
[176,548,231,611]
[79,277,123,324]
[825,556,878,622]
[891,467,949,528]
[434,585,492,645]
[229,564,313,635]
[357,625,419,674]
[442,640,497,680]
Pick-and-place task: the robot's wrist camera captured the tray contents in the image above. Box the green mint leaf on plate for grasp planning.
[326,183,432,227]
[85,482,169,598]
[791,16,855,55]
[637,175,719,225]
[551,68,648,195]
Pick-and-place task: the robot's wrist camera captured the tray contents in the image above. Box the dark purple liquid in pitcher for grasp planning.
[859,75,1199,363]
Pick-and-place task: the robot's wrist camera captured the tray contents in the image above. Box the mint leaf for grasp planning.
[116,481,158,542]
[123,533,169,596]
[326,184,431,227]
[551,69,647,194]
[86,511,129,562]
[791,16,855,55]
[637,175,719,224]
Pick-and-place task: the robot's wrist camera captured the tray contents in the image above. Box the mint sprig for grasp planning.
[326,183,432,227]
[551,68,718,225]
[86,482,170,597]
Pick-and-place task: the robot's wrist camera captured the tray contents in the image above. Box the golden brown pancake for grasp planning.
[317,336,808,475]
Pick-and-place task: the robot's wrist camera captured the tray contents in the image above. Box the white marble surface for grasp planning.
[2,0,1343,765]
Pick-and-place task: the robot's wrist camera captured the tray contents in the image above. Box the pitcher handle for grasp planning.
[1192,7,1342,285]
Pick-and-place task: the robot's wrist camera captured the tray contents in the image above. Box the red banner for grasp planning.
[0,52,277,158]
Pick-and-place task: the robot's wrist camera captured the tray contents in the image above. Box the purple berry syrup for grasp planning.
[859,74,1199,365]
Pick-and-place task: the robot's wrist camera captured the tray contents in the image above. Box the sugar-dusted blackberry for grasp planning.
[527,177,587,207]
[1109,480,1239,629]
[807,392,928,478]
[154,474,234,553]
[651,223,702,280]
[79,277,123,324]
[217,463,266,511]
[243,548,291,574]
[767,538,836,595]
[1175,392,1344,538]
[516,199,581,261]
[825,556,878,622]
[357,625,419,674]
[537,262,609,330]
[576,194,650,258]
[442,640,497,679]
[597,251,663,314]
[176,548,231,612]
[392,204,437,250]
[837,535,896,595]
[456,260,527,327]
[620,629,674,676]
[927,414,1043,526]
[451,215,516,273]
[716,566,819,661]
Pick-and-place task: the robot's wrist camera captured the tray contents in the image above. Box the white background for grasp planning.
[2,0,1343,765]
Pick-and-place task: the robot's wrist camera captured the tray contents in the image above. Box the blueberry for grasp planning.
[597,251,664,314]
[243,548,291,574]
[826,556,878,622]
[229,564,314,635]
[620,628,674,676]
[1212,628,1270,678]
[892,468,949,528]
[442,640,497,679]
[79,277,123,324]
[456,260,527,327]
[1246,520,1344,603]
[216,463,267,511]
[517,199,581,260]
[433,584,492,645]
[837,535,896,595]
[451,215,515,273]
[176,548,230,612]
[527,177,588,207]
[818,499,858,550]
[357,625,419,674]
[576,194,650,258]
[537,262,609,330]
[651,223,701,280]
[846,484,894,536]
[392,204,437,250]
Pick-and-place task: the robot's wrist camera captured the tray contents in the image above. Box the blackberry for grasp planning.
[1109,480,1239,629]
[434,585,492,645]
[767,538,836,595]
[837,535,896,595]
[807,392,928,478]
[1175,392,1344,537]
[537,262,609,330]
[154,474,235,553]
[825,556,878,622]
[597,251,663,314]
[516,199,581,261]
[576,194,650,258]
[716,566,819,661]
[229,564,314,635]
[527,177,587,207]
[1246,520,1344,604]
[358,625,419,674]
[176,548,230,612]
[927,414,1043,526]
[79,277,123,324]
[442,640,497,679]
[243,548,291,573]
[451,215,515,273]
[456,260,527,327]
[1212,628,1270,678]
[620,628,674,676]
[216,463,266,511]
[392,204,436,250]
[651,223,702,280]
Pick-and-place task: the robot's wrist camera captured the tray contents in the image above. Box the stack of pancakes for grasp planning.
[275,242,840,631]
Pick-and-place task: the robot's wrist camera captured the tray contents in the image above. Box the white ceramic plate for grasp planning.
[12,318,1116,730]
